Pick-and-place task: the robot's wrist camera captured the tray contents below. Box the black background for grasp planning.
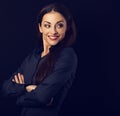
[0,0,119,116]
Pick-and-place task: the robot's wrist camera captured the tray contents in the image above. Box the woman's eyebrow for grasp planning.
[43,20,64,24]
[56,20,64,24]
[43,21,51,24]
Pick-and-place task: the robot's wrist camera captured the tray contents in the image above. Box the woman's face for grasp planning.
[39,11,67,49]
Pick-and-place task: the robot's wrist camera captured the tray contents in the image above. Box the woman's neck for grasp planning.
[41,45,51,57]
[41,50,49,57]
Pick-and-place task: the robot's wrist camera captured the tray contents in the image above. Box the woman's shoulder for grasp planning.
[30,47,42,55]
[23,48,41,62]
[54,47,78,70]
[61,47,77,57]
[58,47,78,63]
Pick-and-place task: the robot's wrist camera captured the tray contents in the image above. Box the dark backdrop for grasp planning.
[0,0,119,116]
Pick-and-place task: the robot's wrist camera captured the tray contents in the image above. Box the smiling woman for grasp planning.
[2,3,78,116]
[39,11,67,56]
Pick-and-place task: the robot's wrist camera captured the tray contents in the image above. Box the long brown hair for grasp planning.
[34,3,76,84]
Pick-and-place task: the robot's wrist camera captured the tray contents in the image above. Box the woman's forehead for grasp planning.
[42,11,66,23]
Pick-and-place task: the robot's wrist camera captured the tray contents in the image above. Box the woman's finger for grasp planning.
[18,73,23,84]
[12,78,15,82]
[21,74,25,84]
[14,75,19,83]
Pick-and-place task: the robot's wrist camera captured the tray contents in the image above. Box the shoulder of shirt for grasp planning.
[25,47,77,61]
[60,47,78,60]
[24,48,41,61]
[55,47,78,68]
[31,48,41,55]
[61,47,76,54]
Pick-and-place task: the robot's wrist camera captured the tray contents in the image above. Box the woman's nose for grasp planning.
[51,26,57,34]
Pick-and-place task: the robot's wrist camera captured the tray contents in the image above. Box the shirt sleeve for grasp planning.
[16,47,78,107]
[2,53,34,97]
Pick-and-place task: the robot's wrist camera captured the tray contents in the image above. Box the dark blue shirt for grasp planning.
[2,47,78,116]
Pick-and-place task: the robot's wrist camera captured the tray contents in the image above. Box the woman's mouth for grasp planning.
[48,35,59,40]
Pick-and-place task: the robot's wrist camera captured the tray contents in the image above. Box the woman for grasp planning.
[2,3,78,116]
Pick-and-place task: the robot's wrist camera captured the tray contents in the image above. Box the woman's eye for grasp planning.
[56,23,64,28]
[44,24,50,28]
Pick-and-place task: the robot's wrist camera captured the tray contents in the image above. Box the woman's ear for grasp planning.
[38,23,42,33]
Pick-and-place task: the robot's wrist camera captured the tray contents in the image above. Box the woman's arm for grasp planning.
[16,47,78,107]
[2,50,39,97]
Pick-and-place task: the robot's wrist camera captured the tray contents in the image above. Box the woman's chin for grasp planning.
[49,41,60,46]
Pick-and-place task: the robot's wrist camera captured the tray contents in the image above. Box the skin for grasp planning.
[39,11,67,57]
[12,11,67,92]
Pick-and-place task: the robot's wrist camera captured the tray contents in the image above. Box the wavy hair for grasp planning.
[34,3,76,84]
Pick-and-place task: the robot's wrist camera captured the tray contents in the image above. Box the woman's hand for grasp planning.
[12,73,25,84]
[26,85,37,92]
